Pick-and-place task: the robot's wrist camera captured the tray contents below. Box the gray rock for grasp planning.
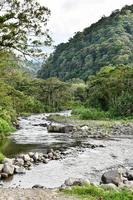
[48,152,53,159]
[0,164,4,173]
[47,124,74,133]
[15,166,26,174]
[64,177,90,187]
[2,158,14,165]
[28,152,34,158]
[126,171,133,180]
[3,163,15,175]
[23,154,31,162]
[1,173,8,179]
[15,158,24,166]
[32,185,44,189]
[101,169,123,186]
[33,153,39,161]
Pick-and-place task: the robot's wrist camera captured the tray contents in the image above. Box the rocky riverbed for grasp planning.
[0,111,133,190]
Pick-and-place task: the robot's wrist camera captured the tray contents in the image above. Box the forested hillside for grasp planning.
[38,5,133,80]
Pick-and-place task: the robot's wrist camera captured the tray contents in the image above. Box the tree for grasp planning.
[0,0,51,58]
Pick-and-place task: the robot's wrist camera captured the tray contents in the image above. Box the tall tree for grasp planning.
[0,0,51,58]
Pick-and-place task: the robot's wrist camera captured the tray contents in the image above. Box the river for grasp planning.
[0,111,133,188]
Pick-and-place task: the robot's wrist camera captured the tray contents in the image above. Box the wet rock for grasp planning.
[23,154,31,162]
[64,178,90,187]
[3,163,15,175]
[126,171,133,180]
[42,158,48,164]
[43,154,48,159]
[101,169,123,186]
[32,185,44,189]
[100,183,118,190]
[28,152,34,158]
[47,124,74,133]
[1,173,8,179]
[2,158,14,165]
[15,166,26,174]
[15,158,24,166]
[33,153,39,161]
[48,152,53,159]
[0,164,4,173]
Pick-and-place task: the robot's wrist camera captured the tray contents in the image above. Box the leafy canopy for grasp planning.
[0,0,51,58]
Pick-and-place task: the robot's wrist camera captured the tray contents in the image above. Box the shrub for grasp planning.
[0,152,5,163]
[0,117,12,138]
[73,106,110,120]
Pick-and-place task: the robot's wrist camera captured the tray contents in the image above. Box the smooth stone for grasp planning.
[33,153,39,161]
[64,177,90,187]
[15,158,24,166]
[3,163,14,175]
[1,173,8,179]
[101,169,123,186]
[23,154,31,162]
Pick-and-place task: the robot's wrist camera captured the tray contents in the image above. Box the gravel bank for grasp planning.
[0,188,76,200]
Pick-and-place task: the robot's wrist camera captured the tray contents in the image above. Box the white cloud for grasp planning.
[39,0,132,45]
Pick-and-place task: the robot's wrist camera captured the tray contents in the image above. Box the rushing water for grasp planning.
[0,111,133,188]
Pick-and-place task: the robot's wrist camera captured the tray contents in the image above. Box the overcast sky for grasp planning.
[39,0,132,45]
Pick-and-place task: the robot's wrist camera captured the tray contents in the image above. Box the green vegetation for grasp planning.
[71,65,133,120]
[0,2,132,140]
[0,152,5,163]
[64,185,133,200]
[0,0,51,57]
[38,5,133,80]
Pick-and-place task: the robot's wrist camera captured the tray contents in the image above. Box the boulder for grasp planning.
[48,152,53,159]
[2,158,14,165]
[23,154,31,162]
[64,177,89,187]
[47,124,74,133]
[15,158,24,166]
[101,169,123,186]
[33,153,39,161]
[126,171,133,181]
[3,163,15,175]
[1,173,8,179]
[28,152,34,158]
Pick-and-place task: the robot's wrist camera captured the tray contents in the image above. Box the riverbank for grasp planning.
[0,188,76,200]
[47,114,133,137]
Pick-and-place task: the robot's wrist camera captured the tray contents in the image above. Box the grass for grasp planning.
[64,184,133,200]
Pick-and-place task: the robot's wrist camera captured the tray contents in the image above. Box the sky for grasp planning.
[39,0,133,45]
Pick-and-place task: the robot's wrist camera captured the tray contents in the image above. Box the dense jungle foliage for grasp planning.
[0,3,133,139]
[0,51,72,138]
[38,5,133,80]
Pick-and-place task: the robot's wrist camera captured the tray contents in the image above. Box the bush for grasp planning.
[0,152,5,163]
[0,117,13,138]
[73,106,110,120]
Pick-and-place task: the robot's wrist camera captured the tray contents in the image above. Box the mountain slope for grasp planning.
[38,5,133,80]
